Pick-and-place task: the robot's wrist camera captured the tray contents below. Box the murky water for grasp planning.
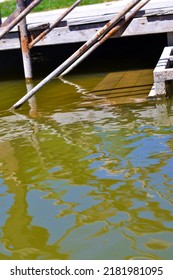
[0,70,173,260]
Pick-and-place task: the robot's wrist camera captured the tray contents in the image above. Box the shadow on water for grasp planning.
[0,42,173,259]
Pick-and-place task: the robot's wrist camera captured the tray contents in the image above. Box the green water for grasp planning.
[0,71,173,260]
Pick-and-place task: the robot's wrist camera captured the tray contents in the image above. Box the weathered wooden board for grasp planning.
[92,69,153,94]
[0,0,173,50]
[80,69,153,106]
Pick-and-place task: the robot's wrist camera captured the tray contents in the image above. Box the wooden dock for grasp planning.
[0,0,173,51]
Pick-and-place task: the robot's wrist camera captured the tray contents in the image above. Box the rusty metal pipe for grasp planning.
[17,0,33,81]
[11,0,147,109]
[29,0,81,49]
[1,1,33,27]
[61,0,151,76]
[1,9,19,28]
[0,0,42,39]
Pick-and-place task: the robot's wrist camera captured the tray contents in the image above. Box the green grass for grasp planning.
[0,0,113,17]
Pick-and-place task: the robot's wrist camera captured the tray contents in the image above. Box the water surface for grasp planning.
[0,70,173,260]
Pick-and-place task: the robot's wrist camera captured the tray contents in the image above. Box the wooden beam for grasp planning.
[1,0,173,51]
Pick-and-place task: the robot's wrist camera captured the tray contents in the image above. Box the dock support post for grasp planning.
[17,0,33,81]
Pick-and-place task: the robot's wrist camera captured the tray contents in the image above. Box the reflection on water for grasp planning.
[0,70,173,260]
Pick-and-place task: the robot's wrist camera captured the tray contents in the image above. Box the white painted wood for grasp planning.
[0,0,173,50]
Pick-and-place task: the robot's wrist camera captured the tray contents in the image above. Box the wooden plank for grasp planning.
[26,0,173,26]
[92,72,124,92]
[1,13,172,51]
[91,69,153,96]
[80,69,153,106]
[0,0,173,50]
[0,32,20,50]
[1,0,173,27]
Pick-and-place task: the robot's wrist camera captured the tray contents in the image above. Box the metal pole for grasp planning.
[0,0,42,39]
[17,0,33,81]
[1,1,33,27]
[11,0,147,109]
[61,0,150,76]
[29,0,81,49]
[1,9,19,27]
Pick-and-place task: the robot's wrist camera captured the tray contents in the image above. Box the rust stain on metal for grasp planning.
[36,30,47,42]
[21,36,29,53]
